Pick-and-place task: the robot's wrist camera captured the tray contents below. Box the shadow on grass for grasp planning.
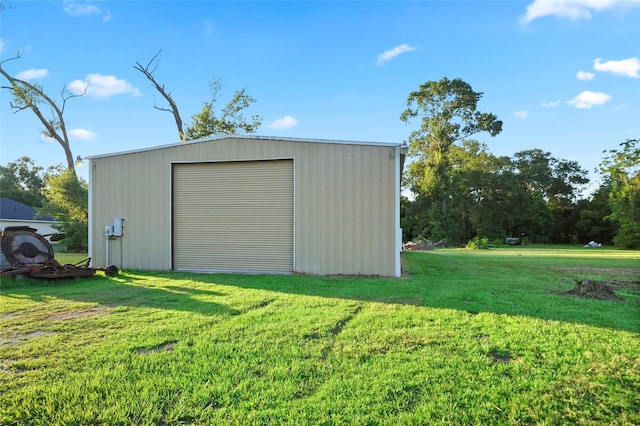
[168,250,640,333]
[2,250,639,332]
[0,272,238,317]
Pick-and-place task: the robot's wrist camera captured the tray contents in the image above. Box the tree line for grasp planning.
[1,51,638,250]
[401,143,623,246]
[400,78,639,249]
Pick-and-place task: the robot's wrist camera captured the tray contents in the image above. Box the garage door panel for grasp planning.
[177,214,291,223]
[172,160,294,272]
[175,230,292,238]
[182,230,292,235]
[175,216,292,227]
[175,190,292,201]
[175,207,293,215]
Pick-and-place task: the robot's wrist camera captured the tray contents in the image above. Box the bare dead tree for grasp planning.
[134,49,185,141]
[0,53,87,175]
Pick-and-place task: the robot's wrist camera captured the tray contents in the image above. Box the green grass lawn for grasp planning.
[1,246,638,424]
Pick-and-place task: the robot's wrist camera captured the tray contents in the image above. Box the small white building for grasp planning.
[0,198,60,237]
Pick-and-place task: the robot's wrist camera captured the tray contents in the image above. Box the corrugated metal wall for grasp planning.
[89,137,398,276]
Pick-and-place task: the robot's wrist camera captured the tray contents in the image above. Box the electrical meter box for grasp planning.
[113,217,124,237]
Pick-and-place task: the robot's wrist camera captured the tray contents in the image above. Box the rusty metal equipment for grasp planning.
[0,226,118,279]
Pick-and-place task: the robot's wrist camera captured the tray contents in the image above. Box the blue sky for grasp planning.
[1,0,639,191]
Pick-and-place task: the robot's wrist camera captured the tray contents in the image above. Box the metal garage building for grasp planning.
[88,135,402,277]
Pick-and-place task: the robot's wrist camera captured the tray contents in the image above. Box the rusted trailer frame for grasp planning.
[0,226,118,279]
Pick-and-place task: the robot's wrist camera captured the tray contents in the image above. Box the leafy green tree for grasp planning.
[449,141,520,242]
[0,156,46,207]
[513,149,588,202]
[401,78,503,200]
[512,149,589,243]
[0,54,86,174]
[445,140,493,242]
[401,193,445,243]
[39,168,88,251]
[547,158,590,243]
[400,77,502,242]
[599,138,640,248]
[184,79,262,139]
[399,195,414,242]
[402,140,515,243]
[575,180,615,245]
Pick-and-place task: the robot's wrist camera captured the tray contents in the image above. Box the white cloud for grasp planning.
[15,68,49,80]
[593,57,640,78]
[514,110,529,119]
[567,90,612,109]
[541,100,561,108]
[64,2,100,16]
[0,38,5,53]
[269,115,298,130]
[69,128,98,141]
[520,0,640,24]
[376,44,417,66]
[68,74,141,99]
[577,70,595,81]
[64,2,112,22]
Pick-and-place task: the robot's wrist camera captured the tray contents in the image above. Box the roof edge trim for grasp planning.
[86,134,401,160]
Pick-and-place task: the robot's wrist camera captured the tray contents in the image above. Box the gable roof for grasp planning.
[0,198,54,221]
[86,134,402,160]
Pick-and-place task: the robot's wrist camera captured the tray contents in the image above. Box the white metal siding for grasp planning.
[172,160,294,273]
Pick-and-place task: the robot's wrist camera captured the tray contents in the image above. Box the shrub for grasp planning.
[466,236,490,250]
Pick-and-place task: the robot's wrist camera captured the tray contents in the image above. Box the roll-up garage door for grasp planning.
[172,160,294,273]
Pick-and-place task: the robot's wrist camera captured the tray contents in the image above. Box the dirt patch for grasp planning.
[487,348,513,363]
[47,306,112,321]
[0,330,56,347]
[0,359,23,374]
[561,279,626,301]
[0,313,20,321]
[135,341,176,355]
